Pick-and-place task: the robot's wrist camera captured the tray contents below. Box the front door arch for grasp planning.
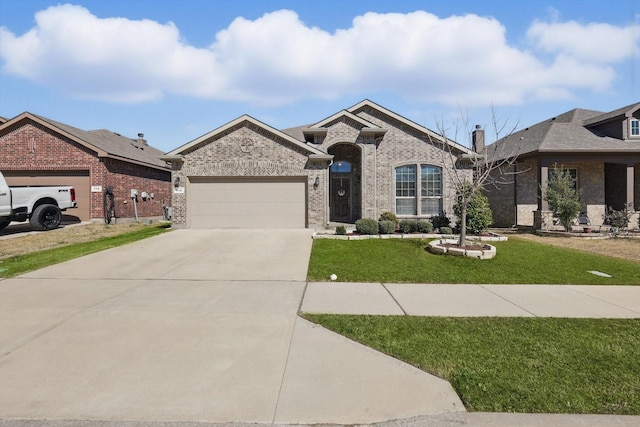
[328,143,361,223]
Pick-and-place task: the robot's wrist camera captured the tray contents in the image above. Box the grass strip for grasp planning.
[307,237,640,284]
[304,315,640,414]
[0,223,170,278]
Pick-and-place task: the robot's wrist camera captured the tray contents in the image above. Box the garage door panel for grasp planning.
[188,179,306,229]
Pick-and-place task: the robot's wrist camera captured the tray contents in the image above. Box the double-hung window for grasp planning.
[421,165,442,216]
[631,118,639,137]
[395,165,416,215]
[395,164,442,216]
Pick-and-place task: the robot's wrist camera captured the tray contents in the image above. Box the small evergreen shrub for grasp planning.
[417,220,434,233]
[399,219,417,234]
[378,211,399,226]
[453,185,493,235]
[355,218,379,235]
[378,220,396,234]
[335,225,347,235]
[439,226,453,235]
[432,214,450,230]
[603,205,631,229]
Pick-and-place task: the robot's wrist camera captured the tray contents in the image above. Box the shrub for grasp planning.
[399,219,417,234]
[378,220,396,234]
[439,226,453,235]
[355,218,379,235]
[603,205,632,229]
[453,185,493,235]
[417,220,434,233]
[379,211,399,226]
[432,214,450,230]
[544,166,581,232]
[335,225,347,235]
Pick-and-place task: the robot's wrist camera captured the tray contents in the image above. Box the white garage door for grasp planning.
[188,177,307,228]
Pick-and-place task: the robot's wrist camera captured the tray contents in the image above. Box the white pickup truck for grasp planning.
[0,171,78,231]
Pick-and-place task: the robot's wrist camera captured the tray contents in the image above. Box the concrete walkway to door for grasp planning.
[0,229,463,426]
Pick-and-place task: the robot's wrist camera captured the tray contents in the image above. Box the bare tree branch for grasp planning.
[425,107,527,247]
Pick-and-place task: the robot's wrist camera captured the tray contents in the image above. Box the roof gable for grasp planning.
[0,112,168,170]
[583,102,640,127]
[488,104,640,160]
[347,99,473,155]
[165,115,330,159]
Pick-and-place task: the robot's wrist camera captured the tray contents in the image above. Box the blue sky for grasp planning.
[1,0,638,152]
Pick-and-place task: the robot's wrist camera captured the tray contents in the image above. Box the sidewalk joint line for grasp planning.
[563,285,640,316]
[480,285,538,317]
[382,283,407,315]
[272,315,299,423]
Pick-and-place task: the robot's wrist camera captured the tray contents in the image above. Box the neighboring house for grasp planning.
[485,102,640,229]
[0,112,172,222]
[163,99,474,229]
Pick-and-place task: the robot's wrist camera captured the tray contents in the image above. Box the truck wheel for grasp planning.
[0,220,9,230]
[30,204,62,230]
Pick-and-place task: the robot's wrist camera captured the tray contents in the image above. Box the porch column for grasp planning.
[627,164,635,209]
[540,165,549,211]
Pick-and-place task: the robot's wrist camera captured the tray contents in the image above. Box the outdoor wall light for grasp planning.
[314,176,320,188]
[174,176,181,189]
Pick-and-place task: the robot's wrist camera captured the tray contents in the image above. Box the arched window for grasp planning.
[331,161,352,173]
[395,164,442,216]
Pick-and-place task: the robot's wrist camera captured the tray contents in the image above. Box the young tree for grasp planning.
[427,108,523,248]
[544,166,581,232]
[453,183,493,235]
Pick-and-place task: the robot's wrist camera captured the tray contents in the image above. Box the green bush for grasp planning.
[379,211,399,226]
[355,218,379,235]
[453,185,493,235]
[335,225,347,235]
[603,205,632,229]
[378,220,396,234]
[399,219,417,234]
[439,226,453,235]
[544,166,581,232]
[417,220,434,233]
[432,215,450,230]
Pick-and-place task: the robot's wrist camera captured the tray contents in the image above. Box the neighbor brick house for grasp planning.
[163,100,474,229]
[485,102,640,229]
[0,112,172,222]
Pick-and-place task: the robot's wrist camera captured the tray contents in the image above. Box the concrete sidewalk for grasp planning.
[0,230,464,426]
[302,282,640,317]
[1,229,639,427]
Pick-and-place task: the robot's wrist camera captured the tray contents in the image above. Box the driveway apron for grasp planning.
[0,229,462,425]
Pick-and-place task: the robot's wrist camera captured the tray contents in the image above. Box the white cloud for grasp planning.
[527,20,640,63]
[0,5,633,105]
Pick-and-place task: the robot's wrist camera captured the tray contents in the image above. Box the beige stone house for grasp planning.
[486,102,640,229]
[163,100,473,229]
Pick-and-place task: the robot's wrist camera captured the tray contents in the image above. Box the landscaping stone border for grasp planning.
[313,232,508,243]
[428,238,497,260]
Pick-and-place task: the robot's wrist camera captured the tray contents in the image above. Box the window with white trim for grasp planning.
[631,118,639,137]
[395,165,416,215]
[395,164,443,216]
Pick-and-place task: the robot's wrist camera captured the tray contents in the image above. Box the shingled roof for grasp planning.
[0,112,168,170]
[488,105,640,160]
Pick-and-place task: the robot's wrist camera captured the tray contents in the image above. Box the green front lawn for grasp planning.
[0,223,171,278]
[305,315,640,415]
[307,237,640,284]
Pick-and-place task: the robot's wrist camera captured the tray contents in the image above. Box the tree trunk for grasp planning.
[459,204,467,247]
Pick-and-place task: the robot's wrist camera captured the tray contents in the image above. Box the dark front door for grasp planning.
[331,177,351,222]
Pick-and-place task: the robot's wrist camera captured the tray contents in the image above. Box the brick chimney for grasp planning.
[472,125,484,153]
[137,133,147,145]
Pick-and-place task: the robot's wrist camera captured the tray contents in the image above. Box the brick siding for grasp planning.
[0,119,171,221]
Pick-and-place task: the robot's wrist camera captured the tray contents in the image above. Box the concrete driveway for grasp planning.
[0,229,462,425]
